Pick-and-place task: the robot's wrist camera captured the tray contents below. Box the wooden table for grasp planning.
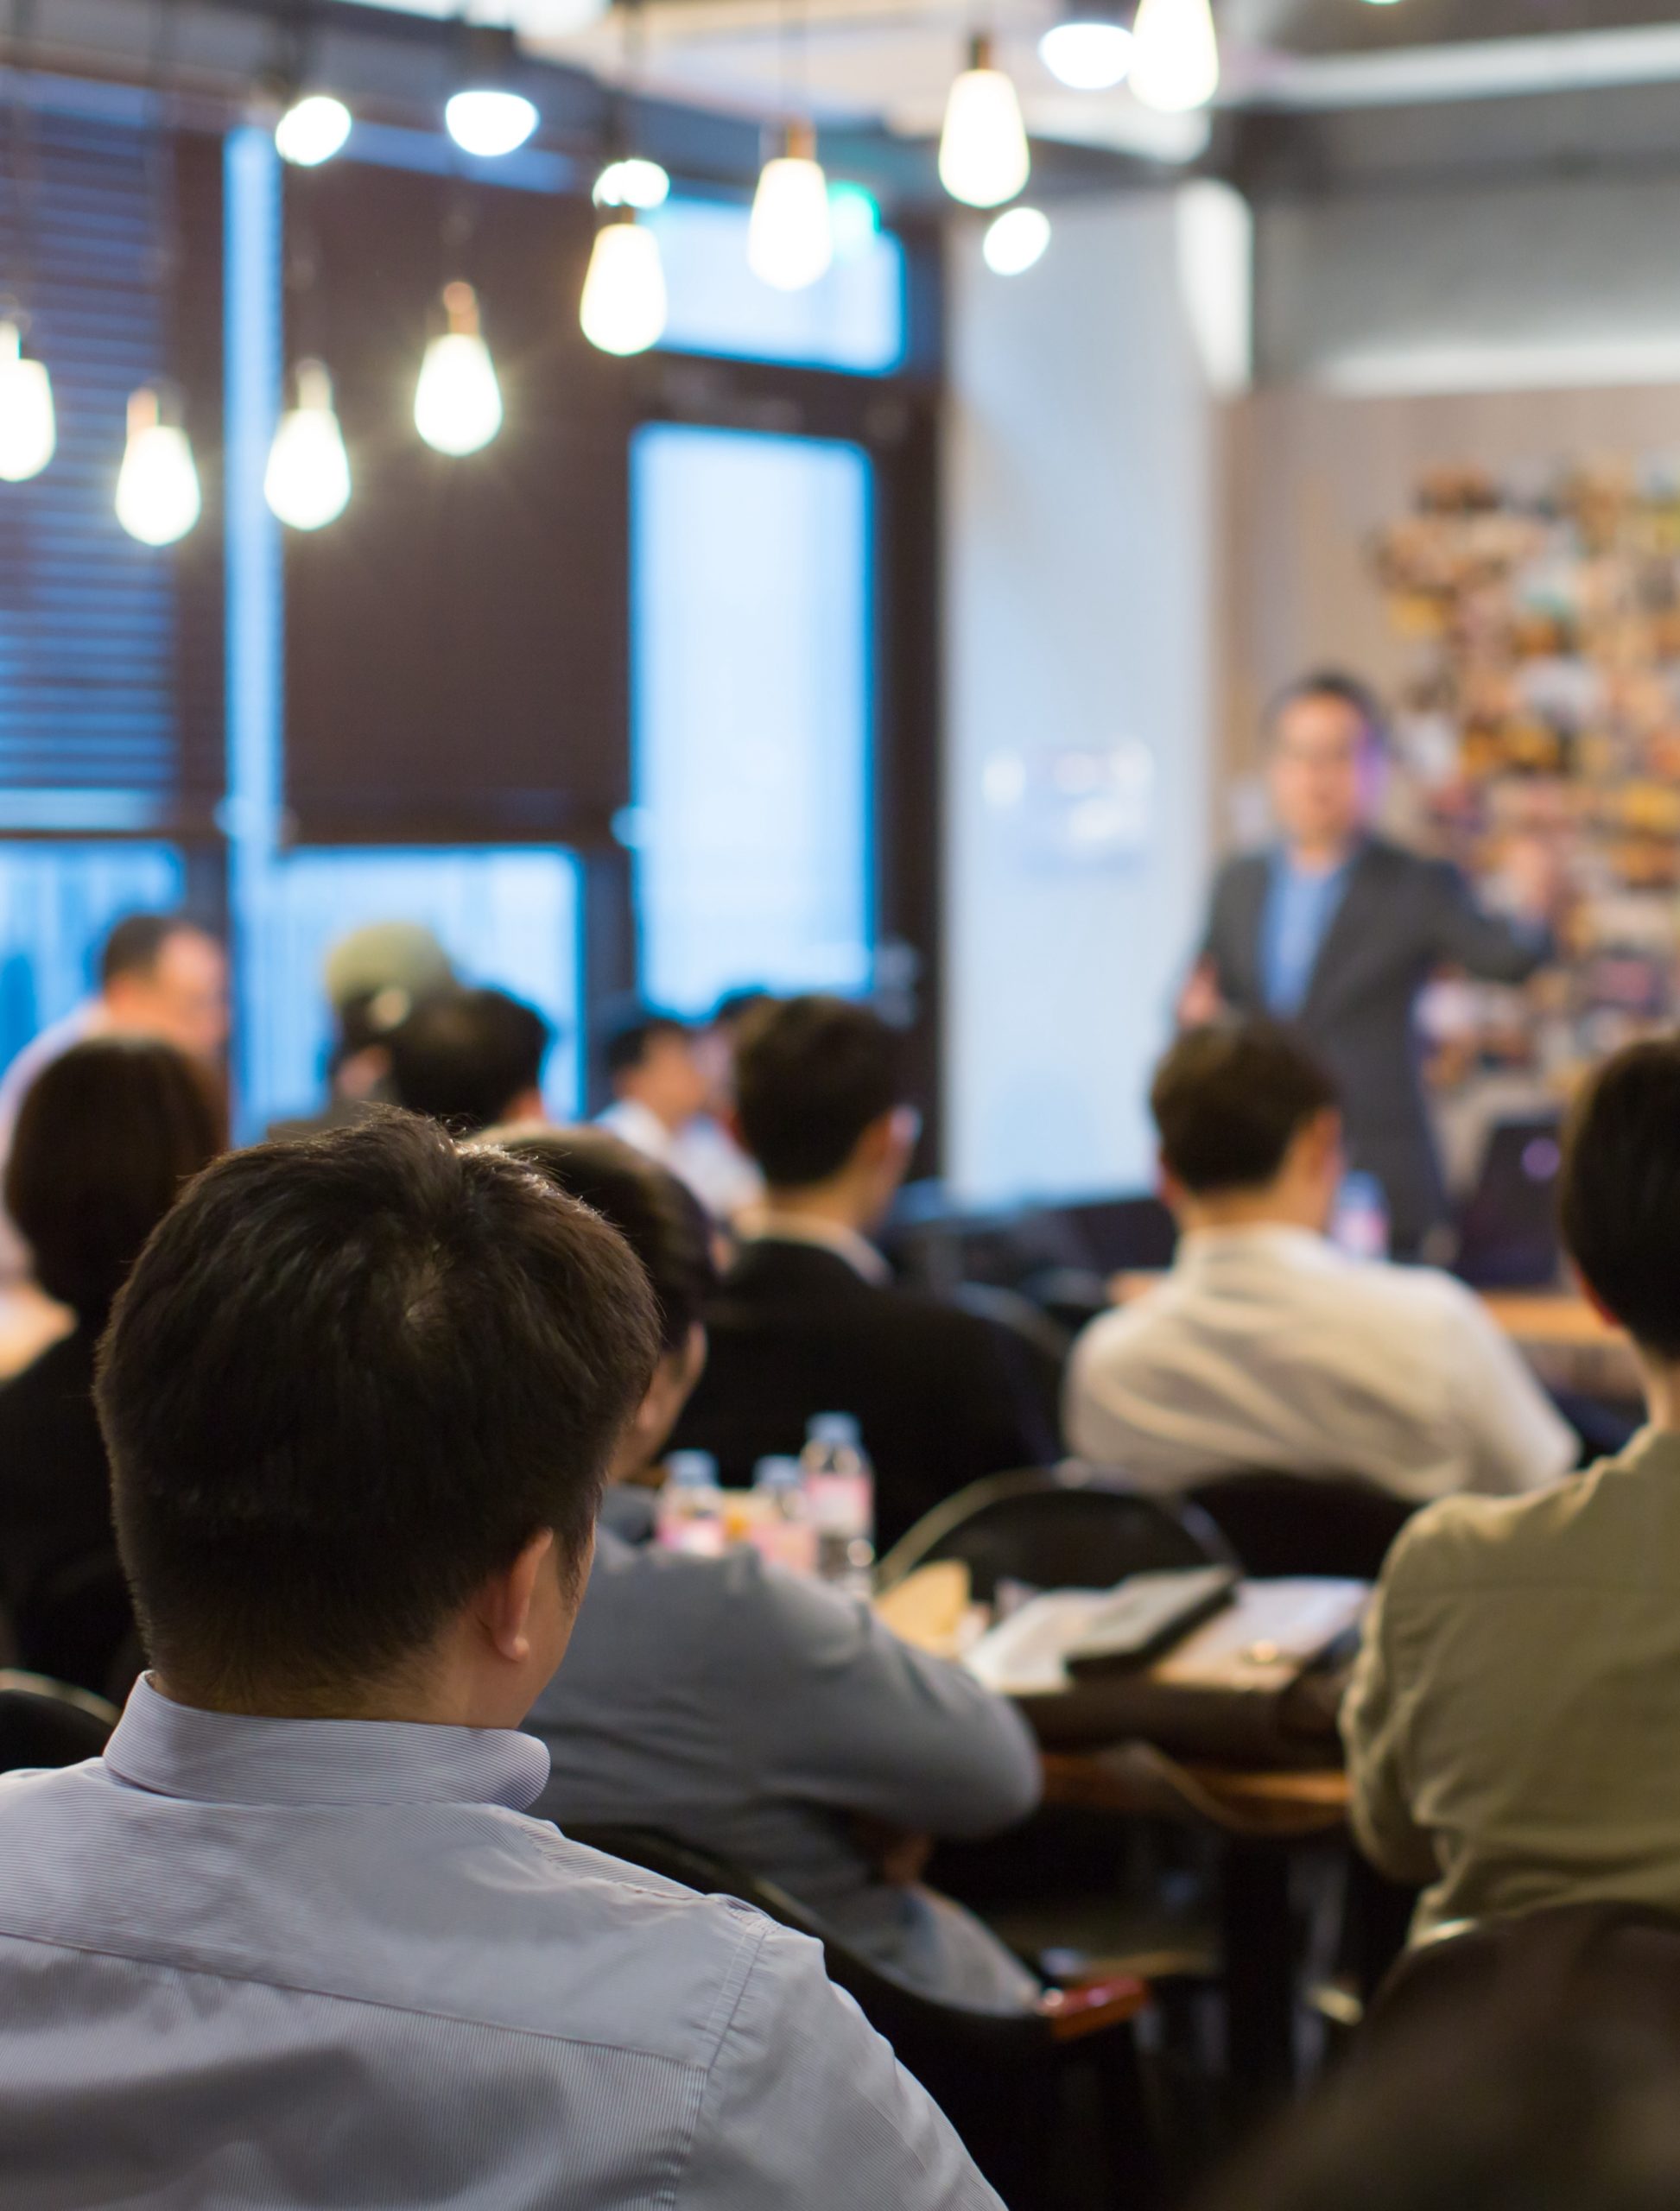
[1042,1745,1352,2100]
[1482,1290,1641,1403]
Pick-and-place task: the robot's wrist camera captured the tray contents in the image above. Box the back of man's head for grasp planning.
[1152,1021,1339,1197]
[100,911,192,991]
[386,987,551,1133]
[1560,1038,1680,1360]
[735,995,903,1188]
[98,1111,658,1712]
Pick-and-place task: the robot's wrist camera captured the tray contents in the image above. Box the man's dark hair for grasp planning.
[1264,668,1390,754]
[735,995,903,1188]
[385,987,551,1134]
[1559,1038,1680,1358]
[1151,1021,1339,1196]
[98,1111,659,1708]
[495,1127,718,1355]
[99,911,202,989]
[601,1010,690,1084]
[707,989,775,1036]
[4,1037,226,1322]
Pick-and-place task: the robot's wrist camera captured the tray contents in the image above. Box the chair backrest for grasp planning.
[1185,1470,1416,1582]
[950,1283,1071,1442]
[0,1669,118,1771]
[877,1463,1235,1601]
[14,1547,136,1701]
[1365,1904,1680,2060]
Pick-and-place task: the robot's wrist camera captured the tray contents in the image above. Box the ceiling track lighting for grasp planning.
[266,357,352,530]
[0,316,56,483]
[749,120,834,292]
[415,281,503,456]
[116,385,201,547]
[1129,0,1220,112]
[446,23,540,158]
[940,35,1031,209]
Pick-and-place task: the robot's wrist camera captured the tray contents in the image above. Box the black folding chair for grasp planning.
[567,1822,1160,2211]
[1184,1472,1415,1583]
[876,1462,1234,1602]
[0,1669,117,1771]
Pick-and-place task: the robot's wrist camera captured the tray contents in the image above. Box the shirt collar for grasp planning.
[747,1209,891,1285]
[104,1675,552,1811]
[596,1097,678,1162]
[1176,1222,1340,1270]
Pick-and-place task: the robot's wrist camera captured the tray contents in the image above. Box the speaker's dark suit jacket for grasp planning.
[669,1238,1055,1552]
[1202,837,1549,1251]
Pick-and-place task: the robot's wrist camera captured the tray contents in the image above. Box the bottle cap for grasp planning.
[753,1455,803,1489]
[665,1451,720,1487]
[807,1412,862,1449]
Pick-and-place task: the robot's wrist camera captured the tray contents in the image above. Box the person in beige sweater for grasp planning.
[1344,1036,1680,1940]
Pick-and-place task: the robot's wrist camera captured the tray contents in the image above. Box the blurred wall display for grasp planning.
[1368,457,1680,1096]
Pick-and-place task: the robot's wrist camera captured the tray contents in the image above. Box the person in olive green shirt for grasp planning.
[1345,1036,1680,1940]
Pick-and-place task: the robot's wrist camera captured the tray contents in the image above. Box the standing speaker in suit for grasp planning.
[1185,673,1557,1256]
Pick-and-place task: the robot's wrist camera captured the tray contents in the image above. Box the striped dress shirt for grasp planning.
[0,1676,1000,2208]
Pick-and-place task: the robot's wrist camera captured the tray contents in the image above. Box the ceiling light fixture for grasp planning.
[0,318,55,483]
[265,358,352,529]
[1039,17,1135,91]
[414,282,503,455]
[940,35,1031,207]
[749,123,834,291]
[115,387,201,547]
[580,215,669,354]
[1129,0,1220,111]
[593,155,670,210]
[274,90,352,167]
[983,205,1051,273]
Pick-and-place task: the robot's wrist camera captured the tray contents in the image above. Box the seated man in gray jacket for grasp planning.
[497,1127,1043,2013]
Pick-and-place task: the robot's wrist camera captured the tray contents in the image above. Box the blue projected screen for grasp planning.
[649,198,905,375]
[631,424,873,1017]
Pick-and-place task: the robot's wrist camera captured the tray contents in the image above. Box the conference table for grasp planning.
[1037,1743,1355,2104]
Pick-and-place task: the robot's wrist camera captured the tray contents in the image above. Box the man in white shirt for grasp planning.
[1065,1021,1576,1504]
[597,1009,763,1223]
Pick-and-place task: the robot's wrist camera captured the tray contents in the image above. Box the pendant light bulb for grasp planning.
[0,320,55,483]
[414,282,503,457]
[115,388,200,547]
[445,88,539,159]
[1038,19,1133,91]
[593,156,671,211]
[983,205,1051,275]
[274,92,352,167]
[265,358,352,530]
[1129,0,1220,112]
[580,217,668,356]
[748,124,834,292]
[939,35,1030,208]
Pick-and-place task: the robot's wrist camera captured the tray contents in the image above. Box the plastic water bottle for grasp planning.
[751,1456,818,1575]
[656,1450,726,1558]
[799,1413,876,1595]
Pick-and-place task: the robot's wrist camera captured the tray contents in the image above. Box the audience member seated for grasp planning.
[0,1039,225,1684]
[1344,1038,1680,1942]
[385,984,549,1133]
[671,996,1054,1549]
[1065,1020,1575,1503]
[0,910,228,1277]
[597,1006,762,1222]
[1201,2004,1680,2211]
[0,1112,996,2209]
[503,1126,1043,2014]
[267,920,456,1141]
